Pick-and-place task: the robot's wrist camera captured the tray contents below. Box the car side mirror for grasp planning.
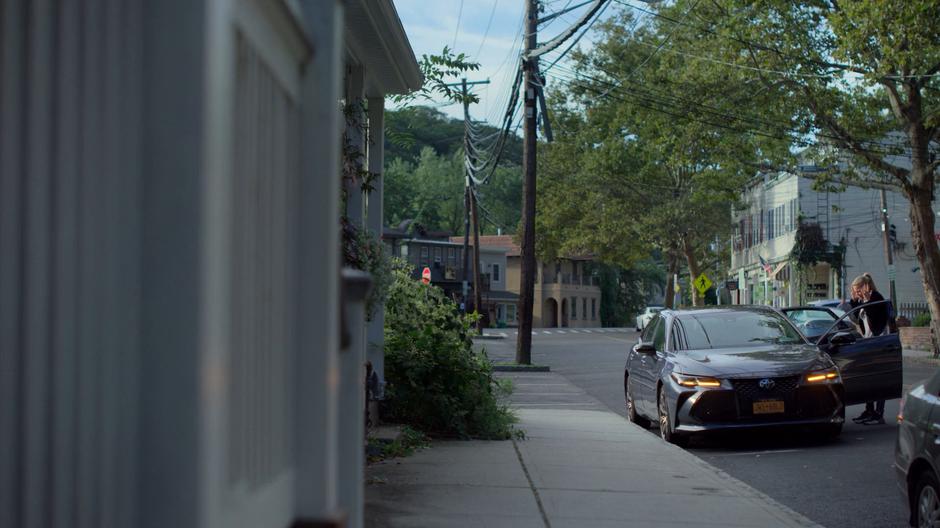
[829,331,856,346]
[633,341,656,354]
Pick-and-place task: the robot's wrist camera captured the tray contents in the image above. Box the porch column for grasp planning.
[366,96,385,383]
[295,1,344,521]
[343,65,365,226]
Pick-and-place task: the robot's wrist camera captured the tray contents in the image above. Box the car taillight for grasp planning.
[897,394,907,423]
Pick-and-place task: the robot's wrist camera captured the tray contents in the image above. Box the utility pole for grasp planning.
[880,189,898,304]
[454,77,490,316]
[516,0,538,365]
[470,186,483,331]
[462,185,471,311]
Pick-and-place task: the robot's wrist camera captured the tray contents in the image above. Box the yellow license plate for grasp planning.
[753,400,785,414]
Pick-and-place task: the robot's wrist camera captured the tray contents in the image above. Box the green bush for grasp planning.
[913,312,931,327]
[384,262,515,439]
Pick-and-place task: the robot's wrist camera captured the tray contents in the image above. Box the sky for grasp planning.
[393,0,624,127]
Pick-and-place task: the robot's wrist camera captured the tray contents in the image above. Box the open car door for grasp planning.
[816,301,902,406]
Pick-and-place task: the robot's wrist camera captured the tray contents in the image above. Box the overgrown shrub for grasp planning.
[383,262,515,439]
[913,312,931,327]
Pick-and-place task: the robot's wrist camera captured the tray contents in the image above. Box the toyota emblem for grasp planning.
[758,378,775,390]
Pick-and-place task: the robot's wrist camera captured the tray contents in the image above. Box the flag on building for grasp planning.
[759,255,773,275]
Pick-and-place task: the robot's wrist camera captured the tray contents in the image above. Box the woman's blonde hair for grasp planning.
[851,272,877,291]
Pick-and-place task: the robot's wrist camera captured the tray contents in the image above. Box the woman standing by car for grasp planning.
[848,273,890,425]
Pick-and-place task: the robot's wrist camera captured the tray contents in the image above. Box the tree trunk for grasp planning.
[682,238,704,307]
[664,252,678,309]
[908,185,940,357]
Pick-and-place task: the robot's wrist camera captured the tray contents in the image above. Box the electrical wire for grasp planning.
[475,0,500,60]
[549,65,919,158]
[453,0,465,49]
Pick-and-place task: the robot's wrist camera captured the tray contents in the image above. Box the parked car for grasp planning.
[624,305,902,447]
[781,306,855,343]
[636,306,664,332]
[895,367,940,527]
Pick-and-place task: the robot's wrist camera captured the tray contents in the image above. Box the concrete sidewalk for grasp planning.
[365,372,820,528]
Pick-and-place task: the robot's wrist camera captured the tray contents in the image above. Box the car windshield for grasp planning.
[678,311,805,349]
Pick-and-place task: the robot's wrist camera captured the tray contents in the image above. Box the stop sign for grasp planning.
[421,267,431,284]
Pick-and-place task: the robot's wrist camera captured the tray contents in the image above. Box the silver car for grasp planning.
[636,306,664,332]
[895,367,940,527]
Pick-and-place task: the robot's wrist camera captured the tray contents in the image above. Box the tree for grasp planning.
[679,0,940,351]
[383,147,465,234]
[538,9,790,306]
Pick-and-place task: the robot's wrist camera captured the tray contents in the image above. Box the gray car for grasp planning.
[625,305,902,447]
[895,367,940,527]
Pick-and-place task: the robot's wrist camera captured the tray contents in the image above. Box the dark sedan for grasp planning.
[624,305,902,446]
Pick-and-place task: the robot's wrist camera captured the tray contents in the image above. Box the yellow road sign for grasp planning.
[694,273,713,295]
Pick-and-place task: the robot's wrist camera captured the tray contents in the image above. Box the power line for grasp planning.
[611,0,940,81]
[453,0,465,48]
[549,65,918,157]
[475,0,501,59]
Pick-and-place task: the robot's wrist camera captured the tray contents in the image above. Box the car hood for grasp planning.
[673,344,830,378]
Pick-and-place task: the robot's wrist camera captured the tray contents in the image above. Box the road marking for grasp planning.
[541,331,552,335]
[706,449,802,457]
[556,330,566,334]
[499,332,508,337]
[512,403,597,407]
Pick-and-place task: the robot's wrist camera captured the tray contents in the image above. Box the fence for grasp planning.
[897,302,930,322]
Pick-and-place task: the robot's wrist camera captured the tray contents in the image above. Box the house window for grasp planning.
[434,246,442,264]
[507,304,517,322]
[447,248,456,267]
[492,264,500,282]
[572,297,577,319]
[789,199,798,231]
[591,298,596,320]
[420,246,429,265]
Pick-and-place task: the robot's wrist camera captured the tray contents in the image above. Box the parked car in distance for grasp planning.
[781,306,855,343]
[895,367,940,527]
[808,298,847,317]
[624,305,902,447]
[636,306,664,332]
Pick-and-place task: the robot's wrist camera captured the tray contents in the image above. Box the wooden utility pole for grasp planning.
[470,187,483,331]
[880,189,898,304]
[454,77,490,317]
[516,0,538,365]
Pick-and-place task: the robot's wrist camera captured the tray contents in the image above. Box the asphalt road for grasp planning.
[479,327,938,528]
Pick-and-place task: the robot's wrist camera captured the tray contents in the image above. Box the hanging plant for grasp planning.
[342,217,394,321]
[789,221,846,302]
[790,221,828,266]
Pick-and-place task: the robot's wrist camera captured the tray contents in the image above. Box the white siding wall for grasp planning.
[731,170,940,306]
[804,179,940,305]
[0,1,346,527]
[1,1,145,527]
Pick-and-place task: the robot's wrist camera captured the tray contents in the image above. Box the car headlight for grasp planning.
[804,367,840,384]
[671,373,722,388]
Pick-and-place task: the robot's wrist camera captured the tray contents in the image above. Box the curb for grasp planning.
[903,353,940,367]
[473,334,505,340]
[493,364,551,372]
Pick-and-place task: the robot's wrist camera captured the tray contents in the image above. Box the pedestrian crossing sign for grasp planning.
[694,273,713,295]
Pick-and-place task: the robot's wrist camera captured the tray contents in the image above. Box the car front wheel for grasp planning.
[626,376,651,428]
[658,385,688,447]
[914,470,940,528]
